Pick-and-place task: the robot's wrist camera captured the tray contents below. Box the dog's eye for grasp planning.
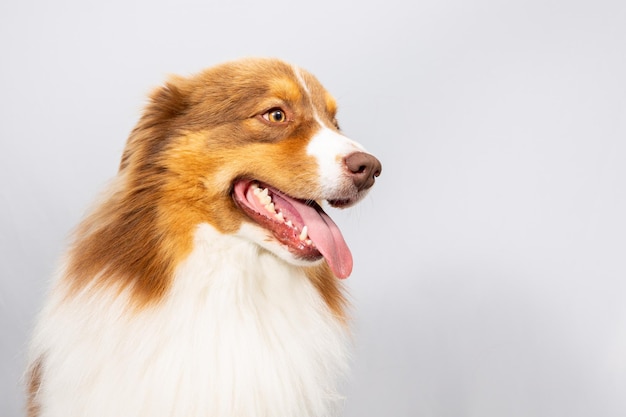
[263,108,287,123]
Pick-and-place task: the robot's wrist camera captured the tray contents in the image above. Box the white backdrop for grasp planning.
[1,0,625,416]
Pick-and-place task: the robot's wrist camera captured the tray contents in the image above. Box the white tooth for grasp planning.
[265,202,276,213]
[299,225,308,241]
[305,239,313,245]
[261,195,272,205]
[256,188,271,205]
[286,220,293,228]
[253,186,261,195]
[275,212,284,222]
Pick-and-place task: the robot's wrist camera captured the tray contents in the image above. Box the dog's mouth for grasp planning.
[233,179,353,278]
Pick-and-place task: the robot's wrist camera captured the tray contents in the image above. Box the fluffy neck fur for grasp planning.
[30,224,350,417]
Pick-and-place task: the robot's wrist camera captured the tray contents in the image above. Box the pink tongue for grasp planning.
[294,201,353,279]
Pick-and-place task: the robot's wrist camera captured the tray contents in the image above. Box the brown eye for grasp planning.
[263,108,287,123]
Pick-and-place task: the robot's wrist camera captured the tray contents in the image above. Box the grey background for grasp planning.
[2,0,625,416]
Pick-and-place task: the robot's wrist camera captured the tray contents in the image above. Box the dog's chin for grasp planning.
[327,190,369,209]
[232,179,354,279]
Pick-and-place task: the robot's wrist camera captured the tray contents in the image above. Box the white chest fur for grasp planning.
[31,224,349,417]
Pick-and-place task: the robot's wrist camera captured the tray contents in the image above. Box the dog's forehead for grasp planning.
[199,60,332,102]
[256,64,336,116]
[289,66,337,114]
[267,75,304,104]
[177,59,338,126]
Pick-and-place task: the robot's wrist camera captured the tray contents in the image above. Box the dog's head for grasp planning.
[123,58,380,278]
[71,58,380,301]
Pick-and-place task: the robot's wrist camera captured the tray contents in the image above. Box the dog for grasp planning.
[27,58,381,417]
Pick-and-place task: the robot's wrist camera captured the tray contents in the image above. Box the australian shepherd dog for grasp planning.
[27,58,381,417]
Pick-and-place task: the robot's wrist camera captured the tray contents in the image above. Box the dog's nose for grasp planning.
[344,151,382,191]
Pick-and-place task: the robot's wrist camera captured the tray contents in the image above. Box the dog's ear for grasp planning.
[145,76,190,123]
[120,76,190,171]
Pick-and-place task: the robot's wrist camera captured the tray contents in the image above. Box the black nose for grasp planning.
[344,151,382,191]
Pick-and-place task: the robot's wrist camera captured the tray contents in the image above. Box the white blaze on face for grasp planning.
[292,65,366,197]
[306,127,364,196]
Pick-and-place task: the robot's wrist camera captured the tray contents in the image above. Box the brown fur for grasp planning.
[306,263,349,323]
[65,58,345,312]
[26,358,42,417]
